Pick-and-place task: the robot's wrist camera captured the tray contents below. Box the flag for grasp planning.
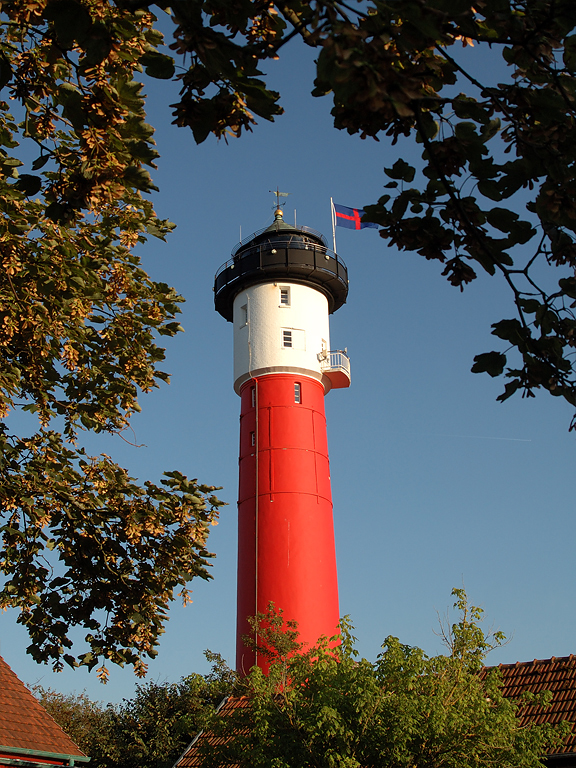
[333,203,378,230]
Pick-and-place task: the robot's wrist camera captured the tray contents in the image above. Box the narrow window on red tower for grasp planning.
[250,431,255,446]
[294,382,301,403]
[282,329,293,348]
[251,387,255,408]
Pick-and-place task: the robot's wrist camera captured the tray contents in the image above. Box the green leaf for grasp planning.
[384,159,416,182]
[1,156,23,168]
[45,201,72,223]
[0,58,12,90]
[31,155,50,171]
[117,79,145,111]
[564,34,576,72]
[14,174,42,196]
[44,0,92,48]
[480,118,501,142]
[471,351,507,377]
[486,207,518,232]
[140,51,175,80]
[82,23,113,66]
[122,165,159,192]
[433,0,474,12]
[477,179,502,201]
[508,219,536,245]
[452,95,490,123]
[454,121,478,141]
[559,277,576,299]
[518,298,540,314]
[491,318,525,344]
[57,83,87,130]
[415,113,439,142]
[497,379,523,402]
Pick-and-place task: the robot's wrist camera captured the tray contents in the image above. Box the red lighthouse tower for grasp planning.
[214,204,350,672]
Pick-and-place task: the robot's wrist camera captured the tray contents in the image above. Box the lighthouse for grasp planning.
[214,202,351,673]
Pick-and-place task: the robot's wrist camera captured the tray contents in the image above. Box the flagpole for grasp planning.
[330,197,336,253]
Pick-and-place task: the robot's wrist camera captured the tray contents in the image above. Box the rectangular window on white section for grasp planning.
[240,304,248,326]
[279,287,290,306]
[282,328,306,350]
[294,382,301,403]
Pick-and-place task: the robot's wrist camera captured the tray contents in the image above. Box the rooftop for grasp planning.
[486,655,576,755]
[0,656,87,763]
[174,696,249,768]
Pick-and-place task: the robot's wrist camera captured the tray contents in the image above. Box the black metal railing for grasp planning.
[230,225,328,257]
[214,237,349,321]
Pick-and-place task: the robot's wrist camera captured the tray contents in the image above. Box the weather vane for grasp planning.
[270,187,290,214]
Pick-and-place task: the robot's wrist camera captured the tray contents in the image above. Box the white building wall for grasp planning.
[233,281,331,393]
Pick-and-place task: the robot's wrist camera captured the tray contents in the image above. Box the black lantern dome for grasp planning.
[214,208,349,322]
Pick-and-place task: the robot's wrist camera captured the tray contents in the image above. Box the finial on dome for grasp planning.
[270,187,290,219]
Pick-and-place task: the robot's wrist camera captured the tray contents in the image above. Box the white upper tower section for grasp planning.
[214,207,351,394]
[233,281,330,393]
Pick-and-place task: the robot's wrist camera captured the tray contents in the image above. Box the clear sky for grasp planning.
[2,23,575,704]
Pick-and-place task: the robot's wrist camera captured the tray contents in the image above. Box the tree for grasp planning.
[165,0,576,430]
[4,0,576,676]
[197,591,569,768]
[0,1,224,677]
[31,686,108,753]
[33,651,236,768]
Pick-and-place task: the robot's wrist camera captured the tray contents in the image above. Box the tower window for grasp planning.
[240,304,248,326]
[279,287,290,306]
[250,431,255,446]
[282,328,306,350]
[251,387,256,408]
[294,382,301,404]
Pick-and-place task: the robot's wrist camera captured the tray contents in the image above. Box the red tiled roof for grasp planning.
[0,655,87,762]
[175,696,250,768]
[485,655,576,755]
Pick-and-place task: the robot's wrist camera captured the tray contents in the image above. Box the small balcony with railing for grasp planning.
[319,350,351,390]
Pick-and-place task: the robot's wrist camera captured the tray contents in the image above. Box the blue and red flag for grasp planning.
[333,203,378,230]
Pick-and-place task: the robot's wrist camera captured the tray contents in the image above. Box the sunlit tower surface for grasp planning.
[214,202,351,672]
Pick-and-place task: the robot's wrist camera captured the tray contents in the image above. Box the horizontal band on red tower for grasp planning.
[234,365,333,395]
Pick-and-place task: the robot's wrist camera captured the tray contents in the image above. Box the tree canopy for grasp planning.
[4,0,576,677]
[196,592,569,768]
[0,0,223,678]
[33,651,236,768]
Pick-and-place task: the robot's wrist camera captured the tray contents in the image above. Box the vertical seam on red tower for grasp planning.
[253,376,259,668]
[268,406,272,502]
[312,407,319,502]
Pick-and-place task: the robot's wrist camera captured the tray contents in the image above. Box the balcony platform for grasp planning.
[320,350,351,389]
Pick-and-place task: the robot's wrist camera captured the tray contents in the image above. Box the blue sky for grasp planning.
[2,25,576,704]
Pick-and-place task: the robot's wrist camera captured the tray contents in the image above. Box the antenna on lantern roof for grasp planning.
[270,187,290,218]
